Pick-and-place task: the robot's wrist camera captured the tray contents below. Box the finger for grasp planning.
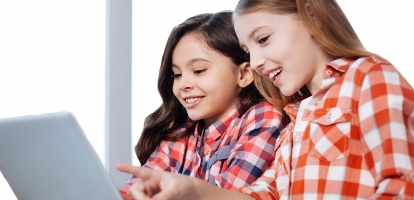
[129,181,152,200]
[116,164,153,180]
[116,163,135,173]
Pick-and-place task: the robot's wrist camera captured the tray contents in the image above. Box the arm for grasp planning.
[119,142,173,200]
[215,101,285,189]
[144,140,175,170]
[120,120,195,199]
[358,60,414,198]
[116,164,254,200]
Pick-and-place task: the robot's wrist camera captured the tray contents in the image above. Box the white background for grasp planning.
[1,0,413,199]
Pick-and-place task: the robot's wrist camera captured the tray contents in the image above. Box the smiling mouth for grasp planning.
[185,97,201,104]
[269,68,282,81]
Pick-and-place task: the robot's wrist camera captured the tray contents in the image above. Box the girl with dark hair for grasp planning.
[119,10,288,199]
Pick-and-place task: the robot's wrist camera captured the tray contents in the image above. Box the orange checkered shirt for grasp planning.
[240,56,414,199]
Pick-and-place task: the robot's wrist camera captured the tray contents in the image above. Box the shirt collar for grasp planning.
[283,57,355,118]
[324,57,354,78]
[194,105,242,139]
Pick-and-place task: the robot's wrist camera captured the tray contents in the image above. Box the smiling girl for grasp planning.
[119,10,291,200]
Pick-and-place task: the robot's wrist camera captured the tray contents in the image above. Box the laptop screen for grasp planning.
[0,112,123,200]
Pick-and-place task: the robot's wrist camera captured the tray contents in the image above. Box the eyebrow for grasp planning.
[239,26,265,49]
[172,58,210,69]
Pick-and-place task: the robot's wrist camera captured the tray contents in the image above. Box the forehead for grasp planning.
[233,12,274,42]
[172,33,210,61]
[171,32,233,68]
[234,12,298,46]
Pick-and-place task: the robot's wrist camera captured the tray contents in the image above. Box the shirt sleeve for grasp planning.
[145,120,193,171]
[119,123,192,199]
[237,161,280,200]
[144,140,173,171]
[119,180,133,200]
[118,140,178,199]
[214,101,286,190]
[237,120,294,199]
[357,60,414,198]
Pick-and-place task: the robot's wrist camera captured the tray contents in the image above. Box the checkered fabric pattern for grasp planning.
[240,56,414,199]
[120,101,286,199]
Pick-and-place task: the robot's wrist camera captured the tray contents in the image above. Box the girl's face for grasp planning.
[172,32,242,127]
[234,11,331,95]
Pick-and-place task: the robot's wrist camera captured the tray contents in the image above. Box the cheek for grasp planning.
[270,41,289,58]
[172,83,180,98]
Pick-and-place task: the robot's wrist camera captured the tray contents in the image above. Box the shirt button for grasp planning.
[295,135,300,141]
[326,113,331,121]
[326,69,332,76]
[206,150,210,156]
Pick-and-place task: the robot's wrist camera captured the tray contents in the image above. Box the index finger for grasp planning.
[116,164,153,180]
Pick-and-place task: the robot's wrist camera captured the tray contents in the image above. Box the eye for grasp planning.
[258,35,269,44]
[194,69,206,74]
[171,73,181,79]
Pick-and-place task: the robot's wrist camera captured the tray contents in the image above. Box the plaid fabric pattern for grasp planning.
[120,101,285,199]
[240,56,414,199]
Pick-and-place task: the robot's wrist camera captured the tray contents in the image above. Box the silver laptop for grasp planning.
[0,112,123,200]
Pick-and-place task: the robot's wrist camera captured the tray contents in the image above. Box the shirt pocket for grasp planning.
[307,107,352,162]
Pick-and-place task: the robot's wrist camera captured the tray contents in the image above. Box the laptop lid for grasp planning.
[0,112,123,200]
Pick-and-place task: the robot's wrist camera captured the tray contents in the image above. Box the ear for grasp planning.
[237,62,254,88]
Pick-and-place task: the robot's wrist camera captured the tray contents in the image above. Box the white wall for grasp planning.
[337,0,414,82]
[0,1,105,199]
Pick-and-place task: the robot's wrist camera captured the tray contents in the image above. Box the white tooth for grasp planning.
[269,69,282,80]
[185,97,200,103]
[269,71,277,80]
[269,71,276,79]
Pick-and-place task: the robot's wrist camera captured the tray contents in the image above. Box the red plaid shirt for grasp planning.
[240,56,414,199]
[121,101,286,199]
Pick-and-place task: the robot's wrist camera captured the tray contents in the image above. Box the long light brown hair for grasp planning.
[234,0,374,59]
[234,0,375,103]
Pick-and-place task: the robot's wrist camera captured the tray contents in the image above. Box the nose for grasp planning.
[248,50,265,72]
[178,74,193,91]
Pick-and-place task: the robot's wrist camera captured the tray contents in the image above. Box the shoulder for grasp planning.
[241,100,283,124]
[166,119,194,137]
[347,56,398,76]
[340,56,404,86]
[233,101,286,137]
[356,56,395,70]
[245,100,281,115]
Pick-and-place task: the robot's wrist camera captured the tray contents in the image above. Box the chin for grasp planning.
[187,115,202,121]
[281,90,296,97]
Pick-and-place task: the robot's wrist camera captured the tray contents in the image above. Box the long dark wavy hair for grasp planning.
[135,10,276,164]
